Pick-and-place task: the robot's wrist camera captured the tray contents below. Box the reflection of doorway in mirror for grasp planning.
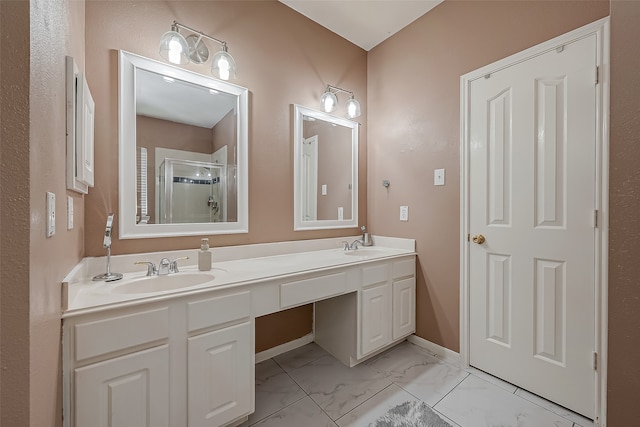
[302,135,318,221]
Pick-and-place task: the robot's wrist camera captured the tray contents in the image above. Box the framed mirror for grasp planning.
[118,50,248,238]
[293,104,358,231]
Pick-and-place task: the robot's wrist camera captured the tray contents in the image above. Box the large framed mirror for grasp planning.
[119,50,248,238]
[293,104,358,231]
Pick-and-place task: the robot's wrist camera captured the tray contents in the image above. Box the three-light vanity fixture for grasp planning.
[320,85,361,119]
[159,20,237,81]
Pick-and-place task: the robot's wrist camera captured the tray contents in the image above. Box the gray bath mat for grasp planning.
[373,401,453,427]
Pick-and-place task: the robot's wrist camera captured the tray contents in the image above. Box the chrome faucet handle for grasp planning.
[350,239,363,250]
[158,258,171,275]
[341,241,351,251]
[169,256,189,274]
[135,261,157,276]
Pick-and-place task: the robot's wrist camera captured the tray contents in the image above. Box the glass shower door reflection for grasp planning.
[159,158,226,224]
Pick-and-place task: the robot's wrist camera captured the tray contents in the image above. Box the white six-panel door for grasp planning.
[468,34,597,417]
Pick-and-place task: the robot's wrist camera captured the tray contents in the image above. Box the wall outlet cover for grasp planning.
[434,168,445,186]
[400,205,409,221]
[46,192,56,237]
[67,196,74,230]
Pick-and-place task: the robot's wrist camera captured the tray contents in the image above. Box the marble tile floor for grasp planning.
[240,341,594,427]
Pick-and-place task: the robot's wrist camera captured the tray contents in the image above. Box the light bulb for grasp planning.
[321,91,337,113]
[217,56,230,81]
[168,38,184,64]
[211,49,236,81]
[346,97,361,118]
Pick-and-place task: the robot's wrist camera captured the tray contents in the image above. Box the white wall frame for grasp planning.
[66,56,95,194]
[459,17,609,426]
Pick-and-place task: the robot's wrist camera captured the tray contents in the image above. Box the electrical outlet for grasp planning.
[338,207,344,220]
[67,196,74,230]
[400,205,409,221]
[46,192,55,237]
[434,168,445,186]
[321,184,327,196]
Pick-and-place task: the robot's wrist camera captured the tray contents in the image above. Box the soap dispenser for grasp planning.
[198,238,212,271]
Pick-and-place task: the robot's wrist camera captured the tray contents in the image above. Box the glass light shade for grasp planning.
[211,49,237,81]
[159,30,189,65]
[321,91,338,113]
[346,97,361,118]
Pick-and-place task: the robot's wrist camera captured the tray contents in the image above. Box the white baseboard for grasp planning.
[407,335,461,366]
[255,333,315,363]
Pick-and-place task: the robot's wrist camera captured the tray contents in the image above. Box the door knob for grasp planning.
[472,234,486,244]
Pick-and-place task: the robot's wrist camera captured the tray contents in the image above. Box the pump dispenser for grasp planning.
[198,238,212,271]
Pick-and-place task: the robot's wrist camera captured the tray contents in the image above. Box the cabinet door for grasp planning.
[75,345,169,427]
[188,322,252,427]
[392,277,416,340]
[360,283,391,356]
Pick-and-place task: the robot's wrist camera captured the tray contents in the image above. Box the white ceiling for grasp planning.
[136,68,236,129]
[279,0,444,51]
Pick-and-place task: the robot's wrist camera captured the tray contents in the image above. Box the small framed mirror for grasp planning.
[293,104,359,231]
[119,51,248,238]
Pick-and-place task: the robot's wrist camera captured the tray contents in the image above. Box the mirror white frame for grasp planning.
[118,50,248,238]
[293,104,358,231]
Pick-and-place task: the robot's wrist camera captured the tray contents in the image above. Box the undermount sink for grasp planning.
[111,272,217,294]
[342,248,387,257]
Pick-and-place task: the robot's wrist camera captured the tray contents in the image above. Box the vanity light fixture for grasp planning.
[159,20,237,81]
[320,85,361,118]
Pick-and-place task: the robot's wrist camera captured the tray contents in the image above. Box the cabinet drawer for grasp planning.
[362,263,390,288]
[392,258,415,279]
[280,272,346,308]
[75,307,169,362]
[187,291,251,332]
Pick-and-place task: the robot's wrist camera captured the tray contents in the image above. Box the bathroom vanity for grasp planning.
[62,237,416,427]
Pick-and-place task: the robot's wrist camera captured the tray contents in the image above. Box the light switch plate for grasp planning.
[67,196,74,230]
[338,207,344,220]
[46,192,56,237]
[321,184,327,196]
[400,205,409,221]
[434,168,445,186]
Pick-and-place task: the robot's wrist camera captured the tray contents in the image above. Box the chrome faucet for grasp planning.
[342,240,363,251]
[135,256,189,276]
[93,213,123,282]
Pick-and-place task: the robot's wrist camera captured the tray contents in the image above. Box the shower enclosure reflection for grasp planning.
[159,158,227,224]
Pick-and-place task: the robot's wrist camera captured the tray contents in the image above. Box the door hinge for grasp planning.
[593,209,598,228]
[593,351,598,370]
[595,66,599,85]
[467,233,470,242]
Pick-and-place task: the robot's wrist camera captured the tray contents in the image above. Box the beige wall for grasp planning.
[84,0,367,258]
[608,1,640,424]
[29,1,87,426]
[367,0,609,352]
[1,2,31,425]
[0,0,86,425]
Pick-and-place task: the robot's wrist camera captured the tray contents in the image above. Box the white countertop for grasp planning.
[63,236,415,317]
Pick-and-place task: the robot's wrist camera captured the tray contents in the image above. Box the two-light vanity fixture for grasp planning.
[159,21,237,81]
[320,85,361,119]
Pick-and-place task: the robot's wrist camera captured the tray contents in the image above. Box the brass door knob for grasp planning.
[472,234,486,244]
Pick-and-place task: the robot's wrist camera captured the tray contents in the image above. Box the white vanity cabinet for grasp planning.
[315,255,416,367]
[63,291,254,427]
[186,291,253,427]
[72,307,171,427]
